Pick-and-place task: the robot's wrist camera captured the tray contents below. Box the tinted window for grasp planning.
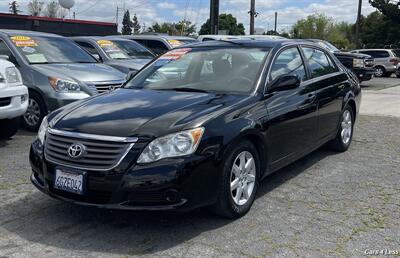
[10,35,96,64]
[146,40,168,55]
[360,50,390,58]
[270,47,306,81]
[125,48,270,93]
[75,41,99,55]
[110,40,154,59]
[302,47,337,78]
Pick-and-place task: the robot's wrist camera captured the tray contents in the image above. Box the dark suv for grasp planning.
[308,39,374,81]
[30,40,361,218]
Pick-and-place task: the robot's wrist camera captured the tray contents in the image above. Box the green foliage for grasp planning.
[359,11,400,48]
[122,10,133,35]
[147,20,196,36]
[369,0,400,24]
[132,14,141,34]
[199,14,245,35]
[291,14,354,50]
[9,1,21,14]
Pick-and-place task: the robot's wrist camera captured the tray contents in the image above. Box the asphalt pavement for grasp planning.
[0,78,399,258]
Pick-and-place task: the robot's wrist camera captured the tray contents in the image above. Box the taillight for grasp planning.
[389,58,399,65]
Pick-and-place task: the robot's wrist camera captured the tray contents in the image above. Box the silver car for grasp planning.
[351,49,400,77]
[117,34,198,55]
[71,36,155,75]
[0,30,126,131]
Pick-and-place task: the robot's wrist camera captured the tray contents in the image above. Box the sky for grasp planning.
[1,0,377,33]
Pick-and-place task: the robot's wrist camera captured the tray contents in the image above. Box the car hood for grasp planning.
[334,51,372,59]
[106,59,152,71]
[31,63,126,83]
[51,88,246,138]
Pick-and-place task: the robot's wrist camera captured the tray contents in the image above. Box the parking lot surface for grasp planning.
[1,81,399,258]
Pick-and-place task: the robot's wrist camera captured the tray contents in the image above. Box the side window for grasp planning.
[75,41,100,58]
[0,40,17,64]
[147,40,168,55]
[376,51,390,58]
[302,47,337,78]
[270,47,307,82]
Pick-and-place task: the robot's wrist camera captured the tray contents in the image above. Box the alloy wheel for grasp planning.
[374,67,384,77]
[230,151,256,206]
[24,98,41,127]
[341,110,352,145]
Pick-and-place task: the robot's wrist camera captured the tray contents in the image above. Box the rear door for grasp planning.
[265,46,318,168]
[301,46,349,142]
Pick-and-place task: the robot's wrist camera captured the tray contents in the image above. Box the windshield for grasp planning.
[317,41,339,52]
[125,47,270,93]
[98,39,154,59]
[10,35,96,64]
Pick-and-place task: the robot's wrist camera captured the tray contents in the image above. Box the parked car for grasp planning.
[0,58,28,138]
[0,30,126,131]
[71,36,155,75]
[351,49,400,77]
[307,39,375,82]
[119,34,198,55]
[30,39,361,218]
[197,35,240,41]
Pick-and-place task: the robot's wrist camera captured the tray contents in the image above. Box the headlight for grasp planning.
[137,127,204,164]
[49,77,80,93]
[5,67,21,84]
[37,116,49,145]
[353,58,364,68]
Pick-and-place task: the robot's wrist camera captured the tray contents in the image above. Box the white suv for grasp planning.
[0,58,28,139]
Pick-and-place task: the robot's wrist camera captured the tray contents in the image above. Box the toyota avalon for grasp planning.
[30,40,361,218]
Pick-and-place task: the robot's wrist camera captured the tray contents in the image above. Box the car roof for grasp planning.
[115,34,197,41]
[177,39,315,49]
[353,49,392,51]
[71,36,133,42]
[0,29,62,38]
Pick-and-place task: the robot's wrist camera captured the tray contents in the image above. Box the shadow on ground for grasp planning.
[1,147,336,256]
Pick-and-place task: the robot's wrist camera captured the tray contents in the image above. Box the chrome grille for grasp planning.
[364,59,374,67]
[44,129,137,171]
[94,83,123,93]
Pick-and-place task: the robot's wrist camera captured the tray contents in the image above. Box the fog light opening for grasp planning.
[165,189,180,203]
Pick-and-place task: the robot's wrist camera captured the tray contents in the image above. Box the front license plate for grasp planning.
[54,168,86,195]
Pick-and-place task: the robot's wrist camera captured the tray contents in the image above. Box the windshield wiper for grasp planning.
[171,87,209,93]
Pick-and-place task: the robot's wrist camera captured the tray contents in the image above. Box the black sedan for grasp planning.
[30,40,361,218]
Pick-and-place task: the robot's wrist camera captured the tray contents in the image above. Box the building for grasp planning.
[0,13,117,36]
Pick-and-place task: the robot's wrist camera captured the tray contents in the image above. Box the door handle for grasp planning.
[307,93,316,99]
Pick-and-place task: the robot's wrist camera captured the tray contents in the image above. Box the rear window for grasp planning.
[360,51,390,58]
[392,49,400,57]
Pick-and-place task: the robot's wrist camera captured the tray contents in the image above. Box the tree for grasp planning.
[121,10,133,35]
[359,11,400,48]
[27,0,44,16]
[199,13,245,35]
[9,1,21,14]
[132,14,141,34]
[175,20,196,35]
[369,0,400,24]
[44,1,60,18]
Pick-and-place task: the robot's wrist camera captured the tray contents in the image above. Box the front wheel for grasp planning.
[212,140,260,218]
[22,91,46,132]
[374,66,386,77]
[329,105,354,152]
[0,117,20,139]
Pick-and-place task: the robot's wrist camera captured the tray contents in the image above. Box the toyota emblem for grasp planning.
[67,143,86,159]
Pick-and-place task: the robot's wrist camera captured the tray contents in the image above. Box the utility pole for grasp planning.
[210,0,219,34]
[355,0,362,48]
[274,11,278,33]
[249,0,258,35]
[116,6,119,30]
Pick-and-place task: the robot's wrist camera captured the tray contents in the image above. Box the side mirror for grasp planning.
[268,74,300,92]
[0,55,8,60]
[126,70,138,81]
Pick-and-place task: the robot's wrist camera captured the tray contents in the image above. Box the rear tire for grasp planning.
[0,117,20,139]
[212,140,260,219]
[21,91,46,132]
[329,105,354,152]
[374,66,386,78]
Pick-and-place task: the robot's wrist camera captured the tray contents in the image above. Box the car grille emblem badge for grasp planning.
[68,143,86,159]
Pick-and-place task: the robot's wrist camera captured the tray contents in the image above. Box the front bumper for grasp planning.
[353,67,374,82]
[29,139,220,211]
[0,85,28,119]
